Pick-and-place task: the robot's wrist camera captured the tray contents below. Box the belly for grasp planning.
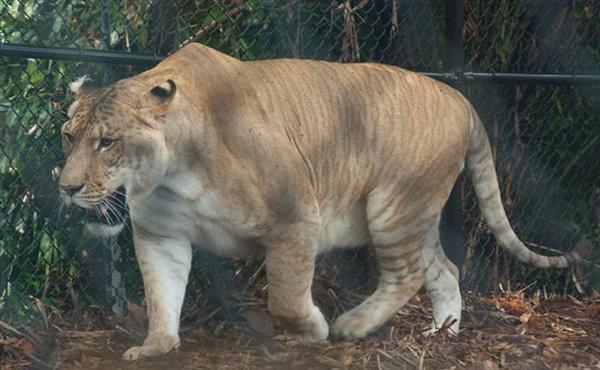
[133,188,371,257]
[192,219,261,257]
[130,191,258,257]
[317,203,371,254]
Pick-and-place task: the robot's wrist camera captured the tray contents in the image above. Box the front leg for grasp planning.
[265,235,328,342]
[123,227,192,361]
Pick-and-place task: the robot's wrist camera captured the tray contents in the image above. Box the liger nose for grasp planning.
[61,184,84,196]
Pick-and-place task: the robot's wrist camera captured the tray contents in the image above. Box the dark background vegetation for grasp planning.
[1,0,599,329]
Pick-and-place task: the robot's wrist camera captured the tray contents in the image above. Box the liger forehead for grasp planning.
[68,88,125,135]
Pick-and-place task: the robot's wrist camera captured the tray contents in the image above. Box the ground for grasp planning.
[1,288,599,370]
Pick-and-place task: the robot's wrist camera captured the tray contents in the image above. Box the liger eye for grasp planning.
[98,138,116,150]
[64,132,74,144]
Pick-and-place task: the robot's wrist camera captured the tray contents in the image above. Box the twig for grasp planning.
[2,341,52,369]
[178,4,246,49]
[35,298,49,331]
[248,260,265,285]
[0,319,25,338]
[376,348,416,368]
[0,320,51,369]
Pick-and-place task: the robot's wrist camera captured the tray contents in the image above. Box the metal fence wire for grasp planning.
[1,0,599,325]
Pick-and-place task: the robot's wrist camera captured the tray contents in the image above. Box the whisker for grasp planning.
[107,201,127,213]
[111,189,126,197]
[93,204,102,220]
[106,198,128,229]
[106,194,128,212]
[110,192,128,204]
[108,190,127,204]
[108,202,133,235]
[107,198,132,233]
[100,199,118,226]
[103,208,116,227]
[105,189,127,204]
[105,200,122,223]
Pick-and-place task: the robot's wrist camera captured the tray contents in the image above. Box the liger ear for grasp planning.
[69,75,97,97]
[149,79,176,106]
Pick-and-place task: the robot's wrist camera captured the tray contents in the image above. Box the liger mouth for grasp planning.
[82,186,128,226]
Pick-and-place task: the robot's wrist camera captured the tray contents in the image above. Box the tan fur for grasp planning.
[58,43,585,360]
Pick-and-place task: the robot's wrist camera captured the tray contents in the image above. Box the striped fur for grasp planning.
[58,43,585,360]
[466,110,585,268]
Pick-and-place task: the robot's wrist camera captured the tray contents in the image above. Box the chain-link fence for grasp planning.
[1,0,599,326]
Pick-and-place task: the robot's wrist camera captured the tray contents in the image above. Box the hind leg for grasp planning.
[265,233,328,342]
[332,194,435,339]
[422,220,461,334]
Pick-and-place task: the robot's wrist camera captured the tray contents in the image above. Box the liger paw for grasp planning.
[122,334,180,361]
[331,310,374,340]
[275,305,329,343]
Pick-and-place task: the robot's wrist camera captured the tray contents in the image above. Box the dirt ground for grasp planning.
[2,289,599,370]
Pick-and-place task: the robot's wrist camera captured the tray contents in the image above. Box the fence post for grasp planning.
[99,0,127,316]
[102,236,127,316]
[440,0,466,270]
[444,0,464,73]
